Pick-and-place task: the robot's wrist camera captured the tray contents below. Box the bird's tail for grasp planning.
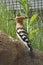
[27,43,35,58]
[27,43,32,51]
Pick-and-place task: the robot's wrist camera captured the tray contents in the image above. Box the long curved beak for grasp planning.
[8,18,15,21]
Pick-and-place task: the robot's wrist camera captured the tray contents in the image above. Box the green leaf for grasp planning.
[29,29,38,39]
[19,0,29,15]
[30,29,38,35]
[29,13,38,25]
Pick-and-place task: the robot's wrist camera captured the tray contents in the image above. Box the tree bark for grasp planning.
[0,31,43,65]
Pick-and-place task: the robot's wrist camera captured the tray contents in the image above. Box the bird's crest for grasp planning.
[15,16,27,19]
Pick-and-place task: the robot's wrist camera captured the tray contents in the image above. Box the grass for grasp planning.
[0,1,43,51]
[0,1,17,39]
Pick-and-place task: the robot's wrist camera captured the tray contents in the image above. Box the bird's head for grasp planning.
[8,16,27,24]
[15,16,27,23]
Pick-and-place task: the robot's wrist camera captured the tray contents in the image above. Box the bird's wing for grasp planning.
[16,28,31,45]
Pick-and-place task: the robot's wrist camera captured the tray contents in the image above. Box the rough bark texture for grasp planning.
[0,31,43,65]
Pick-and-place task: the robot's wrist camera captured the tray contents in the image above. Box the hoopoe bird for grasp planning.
[9,16,34,57]
[15,16,34,58]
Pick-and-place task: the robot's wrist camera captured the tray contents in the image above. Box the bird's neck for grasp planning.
[16,22,24,29]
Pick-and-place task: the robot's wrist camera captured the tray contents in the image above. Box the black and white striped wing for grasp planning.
[16,28,31,46]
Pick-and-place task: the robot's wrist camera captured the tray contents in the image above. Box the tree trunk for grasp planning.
[0,31,43,65]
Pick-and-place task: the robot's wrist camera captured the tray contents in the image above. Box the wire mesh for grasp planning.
[1,0,43,13]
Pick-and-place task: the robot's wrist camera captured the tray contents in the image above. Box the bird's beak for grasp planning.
[8,18,15,21]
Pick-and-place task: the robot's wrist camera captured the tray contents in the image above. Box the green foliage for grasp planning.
[19,0,29,16]
[29,29,38,39]
[0,2,17,39]
[29,13,38,25]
